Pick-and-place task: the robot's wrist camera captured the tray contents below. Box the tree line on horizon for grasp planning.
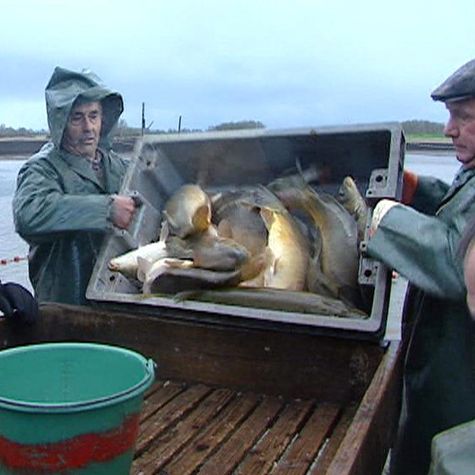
[0,119,444,138]
[0,123,48,137]
[401,120,444,136]
[113,119,267,136]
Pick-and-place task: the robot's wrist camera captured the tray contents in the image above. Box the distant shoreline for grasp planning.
[0,136,453,160]
[0,137,136,160]
[405,141,454,153]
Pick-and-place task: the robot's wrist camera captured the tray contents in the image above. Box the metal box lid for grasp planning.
[87,123,405,340]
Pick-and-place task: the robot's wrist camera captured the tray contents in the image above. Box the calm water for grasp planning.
[0,160,30,290]
[0,152,461,294]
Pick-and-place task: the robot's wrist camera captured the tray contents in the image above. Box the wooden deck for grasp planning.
[132,380,356,475]
[0,304,403,475]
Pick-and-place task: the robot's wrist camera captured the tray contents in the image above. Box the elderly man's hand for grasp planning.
[110,195,136,229]
[369,199,399,237]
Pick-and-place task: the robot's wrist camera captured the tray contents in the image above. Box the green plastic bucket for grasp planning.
[0,342,155,474]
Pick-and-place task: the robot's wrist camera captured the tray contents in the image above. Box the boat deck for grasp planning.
[0,303,403,475]
[132,379,356,475]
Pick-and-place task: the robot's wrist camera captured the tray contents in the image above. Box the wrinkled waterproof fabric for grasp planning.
[367,169,475,475]
[13,67,130,305]
[428,419,475,475]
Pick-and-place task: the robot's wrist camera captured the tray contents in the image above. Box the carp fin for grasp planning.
[137,256,153,283]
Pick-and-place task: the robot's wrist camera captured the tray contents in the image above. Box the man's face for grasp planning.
[62,101,102,158]
[444,98,475,169]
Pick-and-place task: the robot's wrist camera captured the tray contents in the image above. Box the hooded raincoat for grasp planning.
[13,67,130,305]
[367,170,475,475]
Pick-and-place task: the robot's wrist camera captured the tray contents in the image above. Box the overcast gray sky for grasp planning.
[1,0,475,132]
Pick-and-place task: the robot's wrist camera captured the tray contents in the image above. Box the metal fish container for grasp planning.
[87,123,405,340]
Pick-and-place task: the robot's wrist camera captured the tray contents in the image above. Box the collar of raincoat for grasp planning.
[44,66,124,151]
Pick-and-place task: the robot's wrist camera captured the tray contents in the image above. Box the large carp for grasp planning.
[235,186,310,291]
[107,221,170,279]
[109,217,255,292]
[138,257,242,294]
[269,177,359,302]
[166,226,251,272]
[212,190,268,257]
[108,241,167,278]
[137,224,257,294]
[137,257,193,293]
[163,184,211,238]
[212,190,270,284]
[177,287,367,318]
[337,176,368,243]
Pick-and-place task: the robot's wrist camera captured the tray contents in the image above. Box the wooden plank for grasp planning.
[144,380,162,398]
[140,381,186,423]
[134,388,235,474]
[324,342,403,475]
[196,396,284,474]
[308,404,357,474]
[237,399,315,475]
[162,392,261,475]
[135,383,211,456]
[272,402,341,475]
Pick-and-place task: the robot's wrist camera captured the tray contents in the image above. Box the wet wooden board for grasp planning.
[132,380,351,475]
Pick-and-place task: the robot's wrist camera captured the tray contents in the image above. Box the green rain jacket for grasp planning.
[367,170,475,475]
[429,419,475,475]
[13,67,130,305]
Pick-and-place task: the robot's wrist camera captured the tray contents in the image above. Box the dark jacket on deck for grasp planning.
[367,170,475,475]
[12,67,130,305]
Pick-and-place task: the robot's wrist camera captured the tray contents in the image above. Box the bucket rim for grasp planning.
[0,342,156,413]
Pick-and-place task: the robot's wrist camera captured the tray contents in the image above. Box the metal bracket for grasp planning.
[358,257,380,286]
[366,168,389,200]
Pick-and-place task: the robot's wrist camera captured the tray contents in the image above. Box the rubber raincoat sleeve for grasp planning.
[412,175,451,215]
[367,204,466,300]
[13,161,113,243]
[428,419,475,475]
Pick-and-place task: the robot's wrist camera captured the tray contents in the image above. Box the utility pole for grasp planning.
[141,103,145,136]
[178,115,182,133]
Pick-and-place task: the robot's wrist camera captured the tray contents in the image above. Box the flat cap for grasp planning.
[431,59,475,102]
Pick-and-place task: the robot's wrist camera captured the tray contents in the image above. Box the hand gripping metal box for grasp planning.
[87,123,405,340]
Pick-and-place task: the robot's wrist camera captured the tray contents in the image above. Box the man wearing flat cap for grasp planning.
[367,59,475,475]
[431,58,475,102]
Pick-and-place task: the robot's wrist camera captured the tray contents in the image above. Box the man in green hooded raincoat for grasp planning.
[367,59,475,474]
[13,67,137,305]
